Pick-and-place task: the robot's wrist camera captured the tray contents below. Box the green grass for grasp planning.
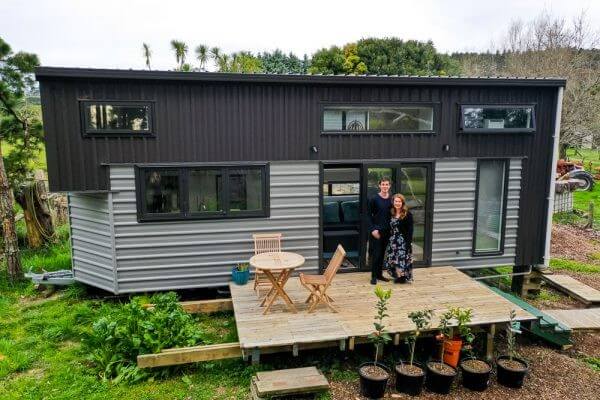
[582,357,600,372]
[549,258,600,274]
[535,288,562,302]
[563,148,600,227]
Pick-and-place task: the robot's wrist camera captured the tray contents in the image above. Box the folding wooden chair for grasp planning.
[299,245,346,313]
[252,233,283,297]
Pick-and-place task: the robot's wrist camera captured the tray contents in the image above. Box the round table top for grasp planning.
[249,251,305,271]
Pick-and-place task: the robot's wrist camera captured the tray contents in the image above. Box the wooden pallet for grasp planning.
[251,367,329,399]
[542,274,600,305]
[544,308,600,330]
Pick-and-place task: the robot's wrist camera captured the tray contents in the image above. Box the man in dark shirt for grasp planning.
[368,177,393,284]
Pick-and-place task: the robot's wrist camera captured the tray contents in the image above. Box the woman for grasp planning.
[384,193,414,283]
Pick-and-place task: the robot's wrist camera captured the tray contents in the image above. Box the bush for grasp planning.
[83,292,204,383]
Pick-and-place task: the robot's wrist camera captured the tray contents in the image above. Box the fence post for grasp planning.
[586,201,594,229]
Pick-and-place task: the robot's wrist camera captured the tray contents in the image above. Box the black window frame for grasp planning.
[135,164,269,222]
[320,102,440,135]
[459,104,536,133]
[472,158,510,256]
[80,100,156,137]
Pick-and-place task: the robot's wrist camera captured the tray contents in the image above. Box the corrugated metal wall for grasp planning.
[68,193,116,292]
[431,159,522,269]
[108,162,319,293]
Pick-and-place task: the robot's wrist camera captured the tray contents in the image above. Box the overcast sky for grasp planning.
[2,0,599,71]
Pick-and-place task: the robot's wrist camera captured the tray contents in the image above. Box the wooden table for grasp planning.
[249,251,305,315]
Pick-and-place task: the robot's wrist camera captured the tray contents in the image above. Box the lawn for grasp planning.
[562,147,600,227]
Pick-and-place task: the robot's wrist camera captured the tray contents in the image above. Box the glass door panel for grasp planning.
[399,166,429,264]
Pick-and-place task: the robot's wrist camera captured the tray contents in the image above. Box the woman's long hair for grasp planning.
[390,193,408,219]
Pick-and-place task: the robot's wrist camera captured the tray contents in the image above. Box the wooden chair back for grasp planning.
[253,233,282,255]
[323,245,346,283]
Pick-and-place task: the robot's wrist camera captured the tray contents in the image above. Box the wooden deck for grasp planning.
[542,274,600,306]
[544,308,600,330]
[230,266,535,352]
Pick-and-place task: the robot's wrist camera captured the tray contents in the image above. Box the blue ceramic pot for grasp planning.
[232,267,250,285]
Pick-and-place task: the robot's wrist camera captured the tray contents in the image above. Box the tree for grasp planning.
[356,38,459,76]
[342,43,367,74]
[258,50,307,74]
[0,37,43,281]
[308,46,346,74]
[142,43,152,70]
[209,47,221,70]
[195,44,208,71]
[170,40,188,71]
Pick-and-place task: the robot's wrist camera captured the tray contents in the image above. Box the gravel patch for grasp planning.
[551,224,600,264]
[329,340,600,400]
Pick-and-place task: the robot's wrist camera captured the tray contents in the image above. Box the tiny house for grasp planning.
[35,68,564,294]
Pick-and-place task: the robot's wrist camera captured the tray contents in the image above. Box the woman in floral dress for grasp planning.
[384,194,414,283]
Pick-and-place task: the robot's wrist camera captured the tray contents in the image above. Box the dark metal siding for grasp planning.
[38,77,560,267]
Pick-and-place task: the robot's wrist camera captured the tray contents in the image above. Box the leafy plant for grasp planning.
[406,309,433,366]
[436,309,455,366]
[82,292,204,382]
[236,263,249,272]
[368,285,392,364]
[451,307,475,359]
[506,309,522,362]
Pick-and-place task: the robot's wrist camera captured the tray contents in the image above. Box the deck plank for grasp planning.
[542,274,600,305]
[230,266,535,349]
[544,308,600,329]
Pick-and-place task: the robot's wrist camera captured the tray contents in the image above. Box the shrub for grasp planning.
[82,292,204,383]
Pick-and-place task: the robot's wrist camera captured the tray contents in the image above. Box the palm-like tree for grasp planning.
[217,53,230,72]
[142,43,152,70]
[195,44,208,71]
[170,40,188,71]
[210,47,221,69]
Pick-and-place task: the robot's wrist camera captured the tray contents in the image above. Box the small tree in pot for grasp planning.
[426,309,458,394]
[359,285,392,399]
[497,309,529,388]
[454,308,492,392]
[395,309,433,396]
[231,262,250,285]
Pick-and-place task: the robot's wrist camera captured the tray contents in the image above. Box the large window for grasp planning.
[137,165,268,221]
[473,160,508,255]
[81,101,154,135]
[322,105,435,133]
[460,105,535,132]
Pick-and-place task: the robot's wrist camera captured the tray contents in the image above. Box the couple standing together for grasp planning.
[368,177,414,285]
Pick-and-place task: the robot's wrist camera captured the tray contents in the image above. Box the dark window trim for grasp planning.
[135,164,270,222]
[80,100,156,137]
[320,102,440,135]
[459,104,536,133]
[472,159,510,256]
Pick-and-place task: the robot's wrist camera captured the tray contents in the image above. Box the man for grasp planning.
[368,177,393,285]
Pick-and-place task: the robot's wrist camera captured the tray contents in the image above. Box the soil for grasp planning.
[461,359,491,373]
[360,364,389,380]
[426,361,456,376]
[497,358,528,372]
[396,364,424,376]
[550,224,600,265]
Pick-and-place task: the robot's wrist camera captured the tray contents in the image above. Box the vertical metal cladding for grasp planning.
[108,162,319,293]
[431,158,522,268]
[68,193,115,292]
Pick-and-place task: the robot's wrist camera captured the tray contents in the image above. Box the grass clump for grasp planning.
[582,357,600,372]
[82,292,205,383]
[549,258,600,274]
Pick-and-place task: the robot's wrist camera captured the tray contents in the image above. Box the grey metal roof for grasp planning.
[35,67,566,87]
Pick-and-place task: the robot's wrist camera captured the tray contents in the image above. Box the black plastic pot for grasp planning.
[395,361,426,396]
[459,358,492,392]
[496,356,529,388]
[425,361,457,394]
[358,362,390,399]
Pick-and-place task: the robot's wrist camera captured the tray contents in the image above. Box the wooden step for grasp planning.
[542,274,600,305]
[544,308,600,330]
[251,367,329,399]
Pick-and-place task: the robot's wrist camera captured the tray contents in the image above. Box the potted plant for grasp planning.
[231,263,250,285]
[455,308,492,392]
[426,309,458,394]
[395,309,433,396]
[359,285,392,399]
[497,310,529,388]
